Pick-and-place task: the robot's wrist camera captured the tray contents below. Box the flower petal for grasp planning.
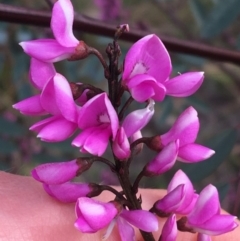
[161,106,199,146]
[165,72,204,97]
[178,143,215,163]
[13,95,46,116]
[40,78,60,116]
[123,34,171,84]
[197,233,212,241]
[117,217,135,241]
[112,127,131,160]
[53,73,78,122]
[78,93,119,139]
[188,185,220,225]
[122,99,155,137]
[126,74,166,102]
[43,182,92,203]
[19,39,75,62]
[51,0,78,47]
[146,140,179,176]
[120,209,158,232]
[160,214,177,241]
[75,198,118,232]
[35,116,77,142]
[189,214,238,236]
[31,160,79,184]
[72,125,111,156]
[29,58,56,90]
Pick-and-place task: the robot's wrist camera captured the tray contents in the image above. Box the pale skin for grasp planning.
[0,171,239,241]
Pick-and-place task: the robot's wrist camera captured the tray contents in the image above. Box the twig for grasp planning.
[1,4,240,65]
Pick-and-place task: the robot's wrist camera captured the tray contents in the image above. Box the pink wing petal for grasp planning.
[146,140,179,176]
[165,72,204,97]
[19,39,75,62]
[30,116,58,133]
[178,143,215,163]
[72,125,111,156]
[189,215,238,236]
[155,184,185,213]
[117,217,135,241]
[123,34,171,84]
[53,73,78,123]
[75,198,118,232]
[36,116,78,142]
[40,78,60,116]
[43,182,91,203]
[122,99,155,137]
[13,95,46,116]
[120,209,158,232]
[127,74,166,102]
[161,106,199,146]
[188,185,220,225]
[29,58,56,90]
[31,160,79,184]
[51,0,78,47]
[161,214,177,241]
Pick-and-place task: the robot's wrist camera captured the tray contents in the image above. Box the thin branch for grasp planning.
[1,4,240,65]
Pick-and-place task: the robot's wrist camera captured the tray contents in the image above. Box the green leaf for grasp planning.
[181,129,237,183]
[0,139,18,154]
[201,0,240,39]
[0,117,27,137]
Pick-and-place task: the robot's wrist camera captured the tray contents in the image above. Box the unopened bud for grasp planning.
[76,157,95,175]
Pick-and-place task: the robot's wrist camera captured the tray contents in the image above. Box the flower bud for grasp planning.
[113,127,131,161]
[43,182,93,203]
[31,157,94,184]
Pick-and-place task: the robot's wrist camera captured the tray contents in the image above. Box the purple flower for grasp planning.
[153,170,198,216]
[72,93,119,156]
[159,214,177,241]
[74,197,158,240]
[122,34,204,102]
[145,107,215,175]
[186,184,238,235]
[19,0,79,62]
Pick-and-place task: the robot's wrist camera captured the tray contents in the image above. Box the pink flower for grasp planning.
[145,107,215,175]
[13,59,79,142]
[122,34,204,102]
[153,170,198,216]
[72,93,119,156]
[19,0,79,62]
[30,73,78,142]
[75,197,158,240]
[159,214,177,241]
[186,184,238,235]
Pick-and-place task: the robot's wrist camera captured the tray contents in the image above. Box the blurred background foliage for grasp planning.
[1,0,240,217]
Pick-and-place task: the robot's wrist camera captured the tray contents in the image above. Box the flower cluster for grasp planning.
[13,0,238,241]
